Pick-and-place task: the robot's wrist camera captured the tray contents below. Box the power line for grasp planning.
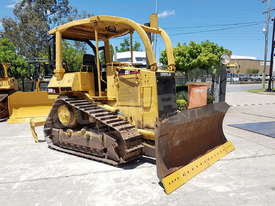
[170,23,261,36]
[163,21,263,30]
[110,21,263,39]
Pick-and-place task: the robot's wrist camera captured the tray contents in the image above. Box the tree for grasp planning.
[160,41,231,79]
[247,68,259,74]
[115,38,141,52]
[0,37,29,80]
[1,0,91,59]
[62,41,85,72]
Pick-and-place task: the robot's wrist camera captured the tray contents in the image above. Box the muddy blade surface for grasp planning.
[0,94,9,120]
[156,102,230,181]
[0,94,8,102]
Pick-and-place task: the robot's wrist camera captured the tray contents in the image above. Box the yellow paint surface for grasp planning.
[7,91,53,123]
[162,141,235,194]
[8,106,52,123]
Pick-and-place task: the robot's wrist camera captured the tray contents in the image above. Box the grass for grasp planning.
[247,88,266,93]
[247,88,275,93]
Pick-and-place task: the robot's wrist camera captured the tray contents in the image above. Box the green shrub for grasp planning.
[207,95,215,104]
[176,99,188,111]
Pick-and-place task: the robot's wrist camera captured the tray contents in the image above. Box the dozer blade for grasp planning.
[7,91,54,124]
[155,102,235,194]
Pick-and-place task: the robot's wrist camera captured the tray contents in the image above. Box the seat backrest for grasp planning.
[83,54,96,72]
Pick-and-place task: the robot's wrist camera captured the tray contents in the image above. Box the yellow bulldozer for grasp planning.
[0,62,54,123]
[0,63,17,121]
[33,14,234,194]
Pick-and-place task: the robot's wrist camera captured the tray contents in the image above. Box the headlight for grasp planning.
[48,88,59,94]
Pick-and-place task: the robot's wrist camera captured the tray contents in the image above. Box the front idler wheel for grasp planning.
[56,103,77,128]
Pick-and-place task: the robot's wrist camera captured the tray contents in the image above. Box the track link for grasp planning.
[44,95,143,165]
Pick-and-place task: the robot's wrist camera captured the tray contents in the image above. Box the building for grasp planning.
[113,51,147,66]
[227,55,272,74]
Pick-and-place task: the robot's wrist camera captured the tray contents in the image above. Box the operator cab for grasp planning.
[47,15,175,99]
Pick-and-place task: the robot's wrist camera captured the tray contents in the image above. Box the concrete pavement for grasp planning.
[226,89,275,107]
[0,89,275,206]
[226,83,262,92]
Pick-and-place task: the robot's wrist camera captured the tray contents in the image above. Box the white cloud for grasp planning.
[6,4,15,8]
[158,10,175,18]
[5,0,20,9]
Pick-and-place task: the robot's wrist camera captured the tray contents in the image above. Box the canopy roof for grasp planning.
[48,16,158,41]
[49,15,175,69]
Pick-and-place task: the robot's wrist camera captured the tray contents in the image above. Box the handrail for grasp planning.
[94,26,102,96]
[159,28,176,72]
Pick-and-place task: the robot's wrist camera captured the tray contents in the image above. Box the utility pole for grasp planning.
[262,0,273,89]
[267,17,275,92]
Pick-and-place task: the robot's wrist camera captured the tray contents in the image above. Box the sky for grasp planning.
[0,0,273,60]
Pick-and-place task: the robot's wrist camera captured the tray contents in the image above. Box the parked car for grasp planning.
[239,74,249,81]
[266,75,271,80]
[250,75,262,81]
[227,73,239,82]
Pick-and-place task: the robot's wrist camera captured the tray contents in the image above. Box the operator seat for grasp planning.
[83,54,97,72]
[82,54,106,93]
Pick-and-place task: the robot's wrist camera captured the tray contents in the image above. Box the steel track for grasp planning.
[44,95,143,165]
